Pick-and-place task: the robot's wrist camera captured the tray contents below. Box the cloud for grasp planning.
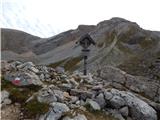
[1,0,160,37]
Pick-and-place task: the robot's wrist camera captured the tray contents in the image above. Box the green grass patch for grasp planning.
[1,76,42,103]
[49,56,83,71]
[23,98,50,118]
[48,59,67,68]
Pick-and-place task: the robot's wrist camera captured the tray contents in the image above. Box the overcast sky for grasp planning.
[1,0,160,37]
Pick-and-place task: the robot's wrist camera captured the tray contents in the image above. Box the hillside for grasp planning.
[1,17,160,120]
[1,17,160,79]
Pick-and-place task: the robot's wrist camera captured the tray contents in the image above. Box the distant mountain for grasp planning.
[1,18,160,80]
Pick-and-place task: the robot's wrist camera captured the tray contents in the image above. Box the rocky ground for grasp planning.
[1,60,160,120]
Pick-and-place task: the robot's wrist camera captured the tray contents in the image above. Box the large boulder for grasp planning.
[40,102,70,120]
[99,66,160,103]
[104,88,157,120]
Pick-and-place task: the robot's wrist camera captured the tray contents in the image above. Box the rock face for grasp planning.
[104,88,157,120]
[98,66,160,103]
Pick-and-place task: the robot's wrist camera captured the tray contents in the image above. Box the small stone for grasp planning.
[92,84,103,90]
[63,92,70,98]
[110,95,125,109]
[56,66,65,74]
[119,106,129,117]
[3,98,12,105]
[104,90,113,100]
[86,99,101,110]
[74,114,87,120]
[69,78,79,86]
[40,74,45,80]
[1,90,10,102]
[29,66,39,73]
[54,90,64,102]
[114,113,125,120]
[95,93,106,108]
[70,96,79,103]
[51,102,70,113]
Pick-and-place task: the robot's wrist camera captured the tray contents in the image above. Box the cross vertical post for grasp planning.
[84,55,87,75]
[76,33,96,76]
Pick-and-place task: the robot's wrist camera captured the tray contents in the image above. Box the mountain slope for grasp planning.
[1,18,160,80]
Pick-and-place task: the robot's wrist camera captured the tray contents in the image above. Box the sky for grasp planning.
[1,0,160,37]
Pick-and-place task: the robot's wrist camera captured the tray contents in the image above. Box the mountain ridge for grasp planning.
[1,17,160,80]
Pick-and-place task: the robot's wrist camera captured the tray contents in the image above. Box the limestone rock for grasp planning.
[107,89,157,120]
[86,99,101,110]
[94,93,106,108]
[119,106,129,117]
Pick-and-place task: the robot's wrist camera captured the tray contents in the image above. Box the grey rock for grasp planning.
[1,90,10,102]
[45,74,50,79]
[92,84,103,90]
[110,95,125,109]
[53,90,64,102]
[119,106,129,117]
[43,102,70,120]
[114,113,125,120]
[61,83,73,90]
[86,99,101,110]
[37,88,57,103]
[3,98,12,105]
[40,74,45,81]
[62,116,72,120]
[70,96,79,104]
[126,117,133,120]
[56,66,65,74]
[104,90,113,100]
[73,114,87,120]
[110,89,157,120]
[70,89,93,100]
[99,66,160,103]
[51,102,70,113]
[95,93,106,108]
[62,114,87,120]
[45,110,62,120]
[69,78,79,86]
[1,90,12,107]
[17,62,35,69]
[29,66,39,73]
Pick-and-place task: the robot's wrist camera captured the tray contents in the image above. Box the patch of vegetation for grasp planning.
[1,76,42,103]
[84,103,101,113]
[97,42,104,48]
[139,38,154,49]
[64,56,83,71]
[117,42,133,54]
[1,76,15,90]
[10,88,29,103]
[49,56,83,71]
[48,59,67,68]
[23,98,50,118]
